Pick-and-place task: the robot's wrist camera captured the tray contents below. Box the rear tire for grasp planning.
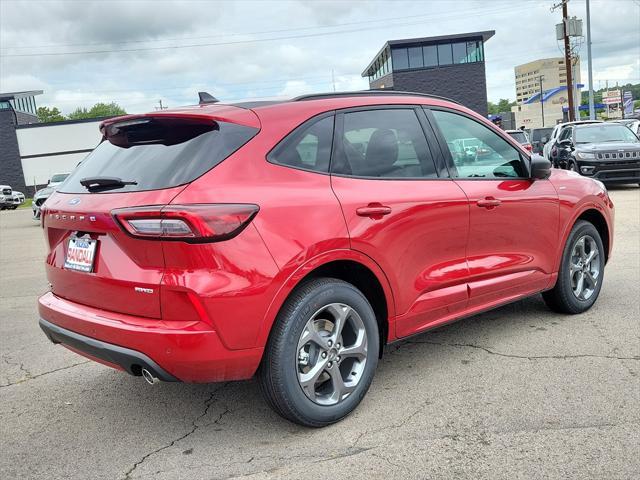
[543,220,605,314]
[258,278,379,427]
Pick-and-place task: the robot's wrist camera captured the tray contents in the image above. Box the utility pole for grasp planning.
[586,0,595,119]
[562,0,576,121]
[155,99,167,111]
[536,74,545,127]
[331,69,336,92]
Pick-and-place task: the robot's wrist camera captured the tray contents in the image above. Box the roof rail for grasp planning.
[292,90,462,105]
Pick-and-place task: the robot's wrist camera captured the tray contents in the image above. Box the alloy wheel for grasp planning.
[296,303,368,406]
[570,235,600,300]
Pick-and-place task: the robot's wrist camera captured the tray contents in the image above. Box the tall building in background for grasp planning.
[514,57,581,104]
[512,57,582,128]
[361,31,495,116]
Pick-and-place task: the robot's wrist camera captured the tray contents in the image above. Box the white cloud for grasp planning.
[1,0,638,113]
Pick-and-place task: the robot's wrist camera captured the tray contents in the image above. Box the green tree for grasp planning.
[36,106,66,123]
[67,102,126,120]
[488,98,516,115]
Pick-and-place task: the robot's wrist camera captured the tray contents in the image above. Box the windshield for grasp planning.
[50,174,69,183]
[575,124,639,144]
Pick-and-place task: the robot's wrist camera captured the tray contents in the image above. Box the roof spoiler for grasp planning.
[198,92,219,104]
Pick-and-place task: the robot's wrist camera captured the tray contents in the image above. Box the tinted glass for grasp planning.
[432,110,526,179]
[423,45,438,67]
[392,48,409,70]
[268,115,335,172]
[50,173,70,183]
[332,109,437,179]
[558,127,572,142]
[408,47,423,68]
[437,44,452,65]
[452,42,467,63]
[60,122,257,193]
[507,131,529,144]
[575,124,639,143]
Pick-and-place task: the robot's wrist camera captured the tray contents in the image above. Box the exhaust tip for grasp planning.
[141,368,160,385]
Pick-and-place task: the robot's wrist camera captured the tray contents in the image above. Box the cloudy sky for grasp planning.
[1,0,638,115]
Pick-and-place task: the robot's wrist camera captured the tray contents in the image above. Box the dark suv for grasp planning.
[554,122,640,184]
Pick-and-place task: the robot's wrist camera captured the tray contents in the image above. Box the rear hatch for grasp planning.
[43,109,259,319]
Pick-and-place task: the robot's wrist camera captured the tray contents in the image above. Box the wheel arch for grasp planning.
[256,251,396,356]
[576,208,610,263]
[557,206,611,272]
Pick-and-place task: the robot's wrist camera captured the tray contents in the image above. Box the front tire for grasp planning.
[543,220,605,314]
[258,278,379,427]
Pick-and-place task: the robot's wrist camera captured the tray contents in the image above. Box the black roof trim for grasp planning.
[292,90,462,106]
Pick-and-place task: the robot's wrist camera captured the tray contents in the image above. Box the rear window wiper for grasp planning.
[80,176,137,192]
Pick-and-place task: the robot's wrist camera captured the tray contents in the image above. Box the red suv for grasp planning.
[39,92,614,426]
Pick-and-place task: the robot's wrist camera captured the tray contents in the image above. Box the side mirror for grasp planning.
[530,154,551,180]
[558,138,572,147]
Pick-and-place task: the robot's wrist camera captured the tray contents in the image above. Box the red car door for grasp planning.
[427,108,559,310]
[329,107,470,339]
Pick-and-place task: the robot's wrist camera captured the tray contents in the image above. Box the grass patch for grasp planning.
[18,198,33,209]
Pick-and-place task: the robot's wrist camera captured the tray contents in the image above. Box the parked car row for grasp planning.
[0,185,25,210]
[515,118,640,185]
[32,173,71,220]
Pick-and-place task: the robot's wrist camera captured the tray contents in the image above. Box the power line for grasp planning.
[0,9,501,51]
[1,5,526,58]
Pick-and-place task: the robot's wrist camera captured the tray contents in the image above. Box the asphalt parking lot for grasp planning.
[1,187,639,480]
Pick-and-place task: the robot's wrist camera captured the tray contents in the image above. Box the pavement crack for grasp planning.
[121,383,228,480]
[401,340,640,361]
[0,358,89,388]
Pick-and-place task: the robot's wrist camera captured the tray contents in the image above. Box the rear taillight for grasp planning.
[525,144,533,152]
[112,204,259,243]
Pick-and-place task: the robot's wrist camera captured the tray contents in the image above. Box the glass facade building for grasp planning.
[361,31,494,116]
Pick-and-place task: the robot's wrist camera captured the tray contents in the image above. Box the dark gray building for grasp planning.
[362,31,495,116]
[0,90,42,192]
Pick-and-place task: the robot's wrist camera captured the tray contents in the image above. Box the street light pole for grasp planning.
[537,74,545,127]
[586,0,595,119]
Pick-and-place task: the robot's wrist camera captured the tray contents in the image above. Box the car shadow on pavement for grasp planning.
[71,293,553,433]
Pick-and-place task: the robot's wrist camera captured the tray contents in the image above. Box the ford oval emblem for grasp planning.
[68,198,81,205]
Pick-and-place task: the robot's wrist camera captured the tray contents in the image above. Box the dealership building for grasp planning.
[361,30,495,116]
[1,90,105,194]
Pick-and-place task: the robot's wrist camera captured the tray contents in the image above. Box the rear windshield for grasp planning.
[507,131,528,143]
[530,128,552,142]
[50,173,69,183]
[575,124,639,144]
[60,121,258,194]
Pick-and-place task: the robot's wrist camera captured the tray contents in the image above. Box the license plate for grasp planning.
[64,237,97,273]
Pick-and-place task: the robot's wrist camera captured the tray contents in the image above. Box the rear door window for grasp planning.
[60,118,258,194]
[332,108,438,178]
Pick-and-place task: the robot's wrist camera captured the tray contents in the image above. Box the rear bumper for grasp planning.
[38,292,264,383]
[39,318,178,381]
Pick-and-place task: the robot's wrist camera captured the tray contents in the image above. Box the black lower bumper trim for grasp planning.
[39,318,178,382]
